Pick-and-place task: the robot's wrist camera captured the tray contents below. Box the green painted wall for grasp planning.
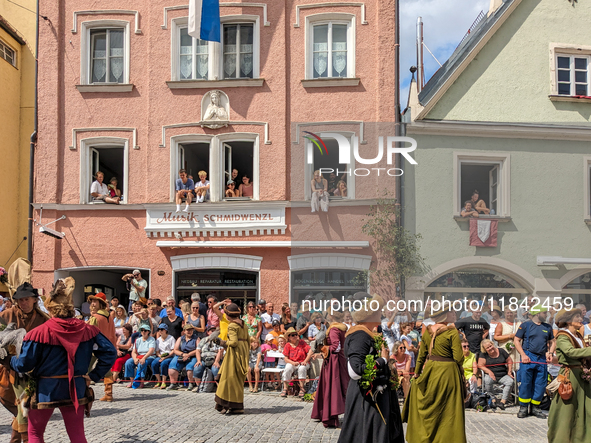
[404,134,591,282]
[427,0,591,123]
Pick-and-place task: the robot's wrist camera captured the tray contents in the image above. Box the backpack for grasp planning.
[199,367,216,393]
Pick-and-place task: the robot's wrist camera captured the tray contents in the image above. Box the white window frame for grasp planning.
[304,131,356,200]
[171,17,216,81]
[216,132,260,201]
[79,137,129,204]
[169,133,259,202]
[170,134,214,201]
[453,152,511,217]
[549,43,591,97]
[305,13,355,80]
[0,38,17,67]
[219,15,260,80]
[584,156,591,220]
[80,20,130,85]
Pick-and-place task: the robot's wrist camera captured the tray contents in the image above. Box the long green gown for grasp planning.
[402,325,466,443]
[548,332,591,443]
[215,320,249,411]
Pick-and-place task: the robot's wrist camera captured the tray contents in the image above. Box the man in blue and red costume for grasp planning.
[10,278,116,443]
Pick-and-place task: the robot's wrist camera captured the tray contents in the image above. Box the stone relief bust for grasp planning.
[201,90,229,129]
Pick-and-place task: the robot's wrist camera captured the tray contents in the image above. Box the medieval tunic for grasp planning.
[402,326,466,443]
[547,331,591,443]
[338,326,404,443]
[10,318,116,409]
[311,323,350,427]
[88,309,117,347]
[215,320,249,410]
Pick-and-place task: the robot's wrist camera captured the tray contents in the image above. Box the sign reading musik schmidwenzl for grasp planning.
[144,204,287,237]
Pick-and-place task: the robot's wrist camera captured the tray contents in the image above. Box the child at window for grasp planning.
[195,170,210,203]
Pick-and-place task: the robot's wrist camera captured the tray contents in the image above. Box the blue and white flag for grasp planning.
[189,0,221,42]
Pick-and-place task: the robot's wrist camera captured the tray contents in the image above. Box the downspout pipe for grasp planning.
[27,0,39,263]
[394,0,404,296]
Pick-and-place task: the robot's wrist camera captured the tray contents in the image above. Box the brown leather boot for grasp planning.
[9,429,26,443]
[100,377,114,402]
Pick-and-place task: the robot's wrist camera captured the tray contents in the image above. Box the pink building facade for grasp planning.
[33,0,398,309]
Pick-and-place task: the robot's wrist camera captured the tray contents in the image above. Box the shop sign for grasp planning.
[145,204,286,237]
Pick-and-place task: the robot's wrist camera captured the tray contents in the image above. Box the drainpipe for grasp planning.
[394,0,404,296]
[27,0,39,263]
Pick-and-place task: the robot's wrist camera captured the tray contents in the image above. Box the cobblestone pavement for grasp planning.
[0,385,548,442]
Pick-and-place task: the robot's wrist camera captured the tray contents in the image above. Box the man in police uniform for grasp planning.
[514,304,555,419]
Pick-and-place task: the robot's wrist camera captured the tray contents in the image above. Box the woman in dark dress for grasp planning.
[338,293,404,443]
[311,311,350,427]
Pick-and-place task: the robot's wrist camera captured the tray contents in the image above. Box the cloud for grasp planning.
[399,0,490,107]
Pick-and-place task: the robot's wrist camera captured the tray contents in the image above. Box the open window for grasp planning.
[222,141,254,200]
[306,135,354,200]
[86,146,125,203]
[178,142,210,180]
[454,152,510,217]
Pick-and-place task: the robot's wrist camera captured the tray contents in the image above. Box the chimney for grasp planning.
[488,0,503,17]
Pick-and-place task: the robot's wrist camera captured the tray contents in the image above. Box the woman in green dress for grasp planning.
[402,307,466,443]
[214,303,249,414]
[548,308,591,443]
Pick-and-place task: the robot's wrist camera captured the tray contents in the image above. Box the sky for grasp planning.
[399,0,490,108]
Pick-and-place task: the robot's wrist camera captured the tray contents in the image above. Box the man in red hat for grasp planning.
[87,293,117,402]
[0,282,49,443]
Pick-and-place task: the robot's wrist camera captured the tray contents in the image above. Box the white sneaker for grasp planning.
[183,205,190,213]
[197,195,204,203]
[176,205,181,213]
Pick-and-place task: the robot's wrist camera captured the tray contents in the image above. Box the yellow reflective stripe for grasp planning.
[531,399,541,405]
[519,397,531,403]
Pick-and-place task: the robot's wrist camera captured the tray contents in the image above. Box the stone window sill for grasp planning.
[453,215,512,223]
[301,78,360,88]
[549,94,591,103]
[166,78,265,89]
[585,218,591,225]
[76,84,134,93]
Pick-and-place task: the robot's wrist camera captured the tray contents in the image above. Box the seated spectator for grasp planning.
[159,296,184,318]
[91,171,120,204]
[308,313,326,341]
[242,301,262,340]
[175,168,195,213]
[282,328,313,398]
[137,307,155,335]
[124,324,156,389]
[310,170,329,213]
[225,180,238,197]
[470,190,491,215]
[161,306,184,340]
[195,170,210,203]
[247,336,263,392]
[185,301,206,337]
[239,174,254,198]
[461,339,478,394]
[333,180,348,197]
[148,304,161,334]
[167,324,199,391]
[194,326,224,390]
[461,201,479,218]
[181,301,191,320]
[478,339,514,410]
[151,323,176,389]
[391,341,411,398]
[327,172,338,195]
[111,324,133,383]
[290,302,300,319]
[276,335,287,370]
[113,305,128,337]
[107,177,122,201]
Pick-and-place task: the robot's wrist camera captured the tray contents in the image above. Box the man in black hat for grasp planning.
[0,282,49,443]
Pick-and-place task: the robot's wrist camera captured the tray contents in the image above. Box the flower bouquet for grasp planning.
[504,342,515,353]
[0,267,7,284]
